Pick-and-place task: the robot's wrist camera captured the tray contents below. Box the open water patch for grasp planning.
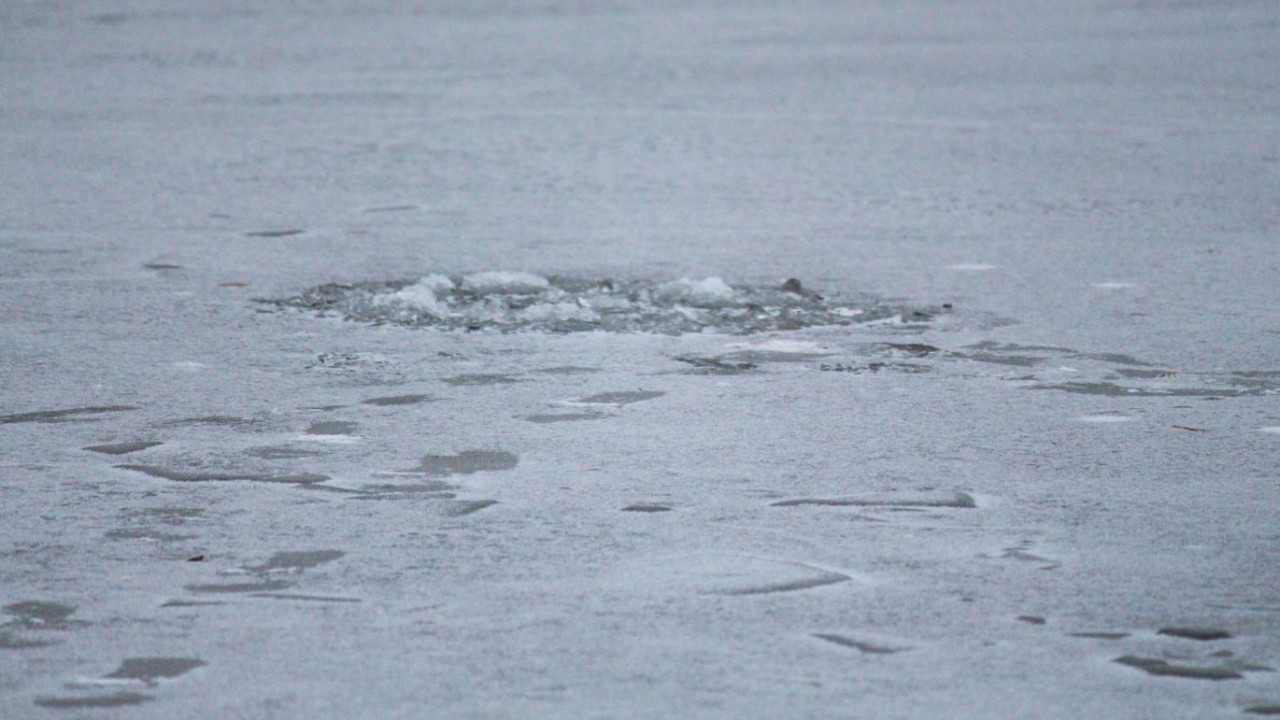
[269,273,933,335]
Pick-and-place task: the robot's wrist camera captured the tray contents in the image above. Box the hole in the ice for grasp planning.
[269,274,942,335]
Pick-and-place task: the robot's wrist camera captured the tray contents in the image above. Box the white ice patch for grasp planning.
[460,271,549,295]
[947,263,999,272]
[1093,282,1137,289]
[1259,426,1280,435]
[1076,414,1133,424]
[384,274,455,317]
[652,277,737,308]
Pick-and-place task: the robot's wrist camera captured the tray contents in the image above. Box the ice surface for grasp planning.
[2,1,1279,718]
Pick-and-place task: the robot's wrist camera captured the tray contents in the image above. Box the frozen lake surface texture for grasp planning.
[2,1,1279,717]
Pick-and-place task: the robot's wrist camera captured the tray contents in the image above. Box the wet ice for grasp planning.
[104,657,205,683]
[83,440,162,455]
[812,633,910,655]
[34,692,152,708]
[399,450,519,477]
[117,464,329,484]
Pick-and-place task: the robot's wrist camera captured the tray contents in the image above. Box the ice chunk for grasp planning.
[517,301,598,323]
[385,275,455,317]
[653,277,737,308]
[459,271,549,295]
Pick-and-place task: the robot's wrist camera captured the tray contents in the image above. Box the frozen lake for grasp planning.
[2,1,1279,717]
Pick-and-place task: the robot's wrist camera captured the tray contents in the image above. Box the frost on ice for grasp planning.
[272,273,935,335]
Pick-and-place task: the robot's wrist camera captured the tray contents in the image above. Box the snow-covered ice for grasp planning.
[2,1,1279,718]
